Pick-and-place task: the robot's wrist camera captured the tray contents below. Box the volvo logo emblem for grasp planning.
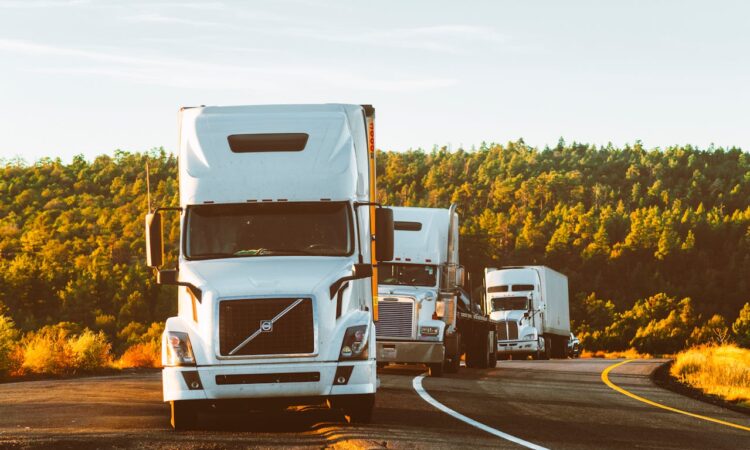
[260,320,273,332]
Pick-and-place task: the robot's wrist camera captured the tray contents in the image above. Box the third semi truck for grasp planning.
[484,266,570,360]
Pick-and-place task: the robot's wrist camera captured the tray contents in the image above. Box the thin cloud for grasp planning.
[0,0,88,7]
[124,13,224,28]
[1,38,456,93]
[279,24,506,53]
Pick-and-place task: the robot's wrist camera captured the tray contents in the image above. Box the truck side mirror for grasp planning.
[157,269,178,285]
[352,263,373,278]
[375,208,394,262]
[145,212,163,268]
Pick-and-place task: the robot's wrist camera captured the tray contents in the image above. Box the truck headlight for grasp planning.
[340,325,369,360]
[522,333,537,341]
[420,326,440,336]
[165,331,196,366]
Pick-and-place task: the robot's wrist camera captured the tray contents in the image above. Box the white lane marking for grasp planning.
[413,375,548,450]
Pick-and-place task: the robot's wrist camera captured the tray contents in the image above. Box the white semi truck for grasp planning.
[484,266,570,360]
[376,205,498,376]
[145,104,394,429]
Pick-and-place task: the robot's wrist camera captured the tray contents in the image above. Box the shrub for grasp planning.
[115,321,164,369]
[671,344,750,406]
[116,341,161,368]
[21,325,71,375]
[69,329,112,371]
[0,315,20,376]
[20,323,112,375]
[732,303,750,348]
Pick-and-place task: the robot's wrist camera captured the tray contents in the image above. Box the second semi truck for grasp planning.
[375,205,498,376]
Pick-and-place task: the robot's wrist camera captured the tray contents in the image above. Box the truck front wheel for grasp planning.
[331,394,375,424]
[428,362,444,377]
[170,400,198,431]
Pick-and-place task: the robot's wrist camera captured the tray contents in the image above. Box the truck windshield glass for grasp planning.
[491,296,529,311]
[379,263,437,287]
[186,202,352,259]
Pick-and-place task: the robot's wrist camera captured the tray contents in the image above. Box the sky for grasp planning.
[0,0,748,163]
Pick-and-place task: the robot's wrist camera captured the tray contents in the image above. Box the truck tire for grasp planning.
[444,333,461,373]
[487,331,497,369]
[332,394,375,424]
[541,336,551,360]
[445,354,461,373]
[476,331,490,368]
[170,400,198,431]
[428,362,444,377]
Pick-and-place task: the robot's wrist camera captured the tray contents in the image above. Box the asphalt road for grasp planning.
[0,359,748,449]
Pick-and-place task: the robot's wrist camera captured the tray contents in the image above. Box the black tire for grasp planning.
[476,332,490,368]
[170,400,198,431]
[488,331,497,367]
[444,334,461,373]
[445,354,461,373]
[333,394,375,424]
[540,336,551,360]
[428,362,444,377]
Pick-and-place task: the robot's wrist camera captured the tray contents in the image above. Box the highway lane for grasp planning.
[0,359,747,449]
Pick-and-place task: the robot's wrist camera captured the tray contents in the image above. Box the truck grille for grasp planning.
[219,297,314,356]
[376,298,414,339]
[497,320,519,340]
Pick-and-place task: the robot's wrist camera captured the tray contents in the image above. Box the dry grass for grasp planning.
[671,344,750,406]
[580,348,653,359]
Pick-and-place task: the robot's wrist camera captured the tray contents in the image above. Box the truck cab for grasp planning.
[145,104,394,429]
[375,206,461,375]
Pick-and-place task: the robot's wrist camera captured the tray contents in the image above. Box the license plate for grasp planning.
[381,347,397,359]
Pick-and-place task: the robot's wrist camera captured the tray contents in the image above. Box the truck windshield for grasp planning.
[379,263,437,287]
[186,202,353,259]
[491,296,528,311]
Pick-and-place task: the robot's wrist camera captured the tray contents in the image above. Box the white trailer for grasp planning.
[145,104,394,429]
[484,266,570,359]
[376,205,498,376]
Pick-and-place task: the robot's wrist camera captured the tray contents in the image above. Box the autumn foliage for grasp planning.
[0,142,749,364]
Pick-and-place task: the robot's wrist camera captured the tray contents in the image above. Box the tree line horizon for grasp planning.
[1,140,749,355]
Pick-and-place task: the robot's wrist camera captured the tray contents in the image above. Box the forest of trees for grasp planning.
[1,141,749,362]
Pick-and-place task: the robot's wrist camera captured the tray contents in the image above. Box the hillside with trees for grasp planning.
[0,141,749,374]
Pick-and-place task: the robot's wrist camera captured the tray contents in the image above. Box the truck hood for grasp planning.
[489,309,525,322]
[181,257,354,298]
[378,285,436,302]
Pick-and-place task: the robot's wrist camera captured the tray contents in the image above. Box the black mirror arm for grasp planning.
[330,274,359,299]
[178,282,202,302]
[157,269,202,302]
[329,264,373,299]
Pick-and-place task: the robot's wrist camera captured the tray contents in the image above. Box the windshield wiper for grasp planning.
[233,248,271,256]
[191,252,235,260]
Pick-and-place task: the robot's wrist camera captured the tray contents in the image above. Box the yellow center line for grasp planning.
[601,359,750,433]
